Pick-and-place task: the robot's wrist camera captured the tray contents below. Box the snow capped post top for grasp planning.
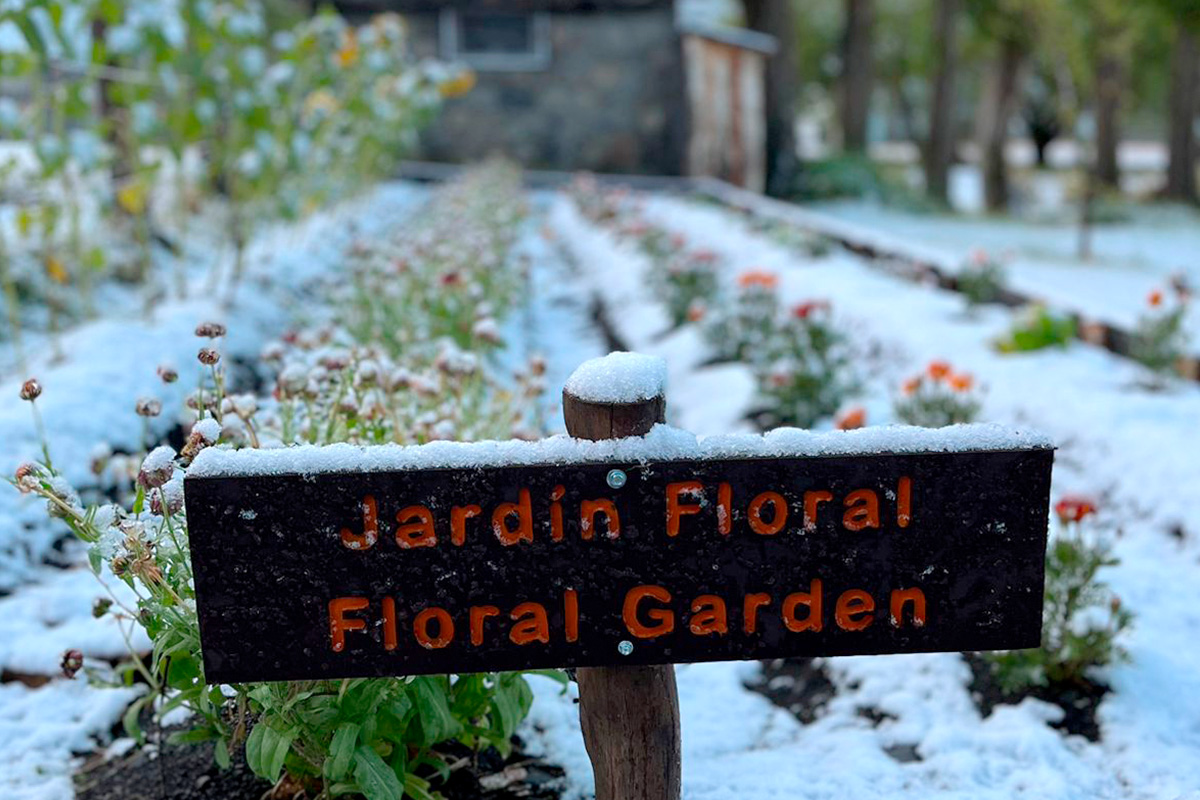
[564,352,666,405]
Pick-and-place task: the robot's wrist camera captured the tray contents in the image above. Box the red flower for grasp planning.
[835,406,866,430]
[1054,495,1097,524]
[792,300,831,320]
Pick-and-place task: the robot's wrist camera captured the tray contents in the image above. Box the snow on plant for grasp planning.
[985,495,1132,692]
[7,164,559,799]
[564,172,628,225]
[1131,280,1191,378]
[653,247,721,328]
[995,304,1076,353]
[956,248,1008,307]
[701,269,783,363]
[893,360,982,427]
[754,299,859,429]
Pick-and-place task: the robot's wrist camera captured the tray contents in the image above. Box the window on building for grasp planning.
[439,10,552,72]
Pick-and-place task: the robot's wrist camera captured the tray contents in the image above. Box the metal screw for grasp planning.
[617,640,633,656]
[606,469,627,489]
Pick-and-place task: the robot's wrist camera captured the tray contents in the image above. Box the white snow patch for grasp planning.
[564,351,667,404]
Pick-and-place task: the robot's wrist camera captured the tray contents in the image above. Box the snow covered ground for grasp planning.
[528,192,1200,799]
[2,177,1199,799]
[811,198,1200,341]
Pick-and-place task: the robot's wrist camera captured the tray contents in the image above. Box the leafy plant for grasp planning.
[1131,283,1190,377]
[654,248,721,328]
[986,495,1132,692]
[755,300,858,429]
[702,270,784,363]
[957,248,1009,306]
[893,360,982,427]
[10,164,559,799]
[995,304,1076,352]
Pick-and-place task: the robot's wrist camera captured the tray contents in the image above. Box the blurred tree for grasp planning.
[743,0,801,195]
[1156,0,1200,202]
[841,0,874,150]
[966,0,1038,211]
[925,0,960,203]
[1021,69,1062,168]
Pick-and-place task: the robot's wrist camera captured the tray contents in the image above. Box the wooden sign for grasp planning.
[184,429,1053,684]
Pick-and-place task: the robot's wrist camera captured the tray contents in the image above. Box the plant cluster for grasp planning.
[893,360,982,427]
[1131,280,1191,378]
[10,163,557,800]
[986,495,1132,692]
[957,248,1009,306]
[0,0,461,356]
[995,304,1077,353]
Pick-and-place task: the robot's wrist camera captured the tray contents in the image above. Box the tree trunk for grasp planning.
[742,0,800,196]
[1093,50,1122,188]
[1165,28,1198,203]
[841,0,874,152]
[976,36,1024,212]
[924,0,959,204]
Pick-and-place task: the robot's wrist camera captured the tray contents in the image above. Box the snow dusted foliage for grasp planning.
[564,351,667,403]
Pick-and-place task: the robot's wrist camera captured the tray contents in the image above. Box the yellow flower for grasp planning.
[335,30,359,68]
[439,70,476,98]
[117,182,148,216]
[45,254,68,285]
[303,89,340,118]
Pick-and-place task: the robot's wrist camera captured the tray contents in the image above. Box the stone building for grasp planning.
[338,0,775,191]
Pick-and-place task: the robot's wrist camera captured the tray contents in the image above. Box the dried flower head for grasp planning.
[61,649,84,679]
[197,347,221,366]
[19,378,42,401]
[92,598,112,618]
[195,321,227,339]
[137,446,177,490]
[14,463,40,493]
[157,364,179,384]
[135,397,162,418]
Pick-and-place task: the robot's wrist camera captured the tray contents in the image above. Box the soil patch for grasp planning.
[965,652,1109,742]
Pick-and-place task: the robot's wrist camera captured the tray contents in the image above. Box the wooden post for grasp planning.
[562,387,682,800]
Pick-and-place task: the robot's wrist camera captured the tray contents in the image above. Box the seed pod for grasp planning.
[157,365,179,384]
[61,649,84,679]
[197,347,221,366]
[19,378,42,401]
[135,397,162,418]
[195,321,227,338]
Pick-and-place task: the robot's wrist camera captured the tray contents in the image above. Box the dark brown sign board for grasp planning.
[184,431,1054,684]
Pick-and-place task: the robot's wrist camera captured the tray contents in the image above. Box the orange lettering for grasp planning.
[451,504,481,546]
[835,590,875,631]
[396,505,436,548]
[743,593,772,634]
[803,490,833,531]
[890,587,926,627]
[689,594,728,635]
[782,580,823,632]
[414,607,454,649]
[329,596,369,652]
[623,585,675,638]
[493,488,533,545]
[897,477,912,528]
[666,481,705,537]
[550,485,565,542]
[470,605,500,646]
[843,489,880,531]
[717,483,732,535]
[748,491,788,535]
[564,589,579,642]
[382,596,398,651]
[340,495,378,550]
[581,498,620,540]
[509,602,550,645]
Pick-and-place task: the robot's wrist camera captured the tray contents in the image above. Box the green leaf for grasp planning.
[245,721,297,783]
[412,677,460,745]
[327,722,360,782]
[352,745,405,800]
[167,727,217,746]
[214,737,231,770]
[123,695,148,744]
[403,773,438,800]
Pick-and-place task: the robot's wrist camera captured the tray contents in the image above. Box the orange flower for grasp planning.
[948,372,974,392]
[835,406,866,430]
[335,30,359,68]
[902,376,922,396]
[1148,289,1163,308]
[686,303,706,322]
[1054,495,1097,524]
[737,270,778,290]
[927,360,952,381]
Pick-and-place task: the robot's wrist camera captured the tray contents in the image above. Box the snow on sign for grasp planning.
[185,424,1054,684]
